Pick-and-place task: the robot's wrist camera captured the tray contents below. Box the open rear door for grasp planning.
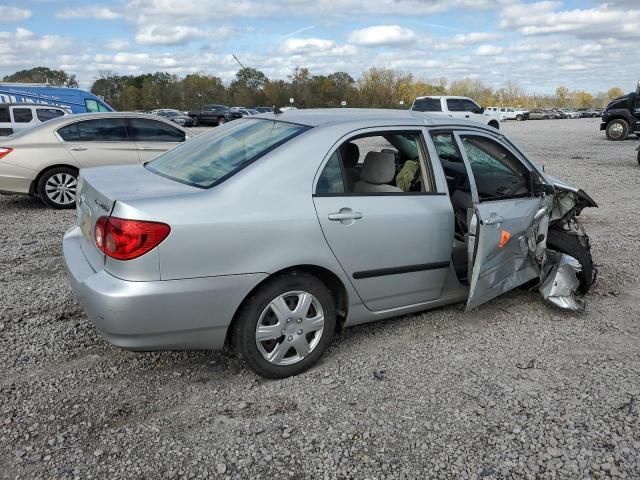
[448,131,550,311]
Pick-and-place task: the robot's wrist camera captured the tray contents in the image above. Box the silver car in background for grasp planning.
[63,109,597,379]
[0,112,192,208]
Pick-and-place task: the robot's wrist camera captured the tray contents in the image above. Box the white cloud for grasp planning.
[106,39,130,50]
[0,5,31,22]
[56,5,121,20]
[474,44,504,56]
[282,38,336,54]
[451,32,502,45]
[348,25,417,47]
[500,1,640,39]
[134,25,224,45]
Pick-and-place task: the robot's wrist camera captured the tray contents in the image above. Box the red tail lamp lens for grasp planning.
[94,216,170,260]
[0,148,13,160]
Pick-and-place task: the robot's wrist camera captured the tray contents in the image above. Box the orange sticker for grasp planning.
[498,230,511,248]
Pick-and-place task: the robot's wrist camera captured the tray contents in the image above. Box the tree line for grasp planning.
[2,66,629,112]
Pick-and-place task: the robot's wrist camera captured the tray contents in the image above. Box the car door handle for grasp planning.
[328,212,363,221]
[69,146,87,151]
[465,114,470,118]
[483,214,505,225]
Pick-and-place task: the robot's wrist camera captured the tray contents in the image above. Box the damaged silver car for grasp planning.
[63,109,596,379]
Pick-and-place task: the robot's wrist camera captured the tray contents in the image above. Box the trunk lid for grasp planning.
[76,164,199,272]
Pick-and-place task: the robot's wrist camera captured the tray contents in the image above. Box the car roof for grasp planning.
[253,108,489,129]
[0,102,67,108]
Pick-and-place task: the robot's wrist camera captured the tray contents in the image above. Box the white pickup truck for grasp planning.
[411,95,502,129]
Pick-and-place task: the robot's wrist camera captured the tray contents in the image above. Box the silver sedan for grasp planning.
[63,109,597,378]
[0,112,192,208]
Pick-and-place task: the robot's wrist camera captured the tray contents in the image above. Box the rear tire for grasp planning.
[192,116,199,127]
[37,166,78,209]
[235,271,336,379]
[546,229,594,294]
[605,119,629,141]
[217,117,226,126]
[516,114,524,121]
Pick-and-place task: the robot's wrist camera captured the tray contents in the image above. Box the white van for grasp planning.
[0,103,68,136]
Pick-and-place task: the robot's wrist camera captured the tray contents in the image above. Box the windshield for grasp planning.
[146,118,309,188]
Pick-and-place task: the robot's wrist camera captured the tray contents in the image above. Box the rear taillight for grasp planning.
[0,148,13,160]
[94,216,170,261]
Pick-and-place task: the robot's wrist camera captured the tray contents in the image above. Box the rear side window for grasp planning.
[85,99,99,112]
[13,108,33,123]
[37,108,65,122]
[58,119,129,142]
[129,118,185,142]
[0,107,9,123]
[413,98,442,112]
[147,119,308,188]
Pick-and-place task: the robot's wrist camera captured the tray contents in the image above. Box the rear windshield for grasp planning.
[146,119,308,188]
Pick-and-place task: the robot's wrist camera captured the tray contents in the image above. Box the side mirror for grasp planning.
[479,106,485,114]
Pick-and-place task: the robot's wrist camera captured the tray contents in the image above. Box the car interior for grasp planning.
[327,132,433,194]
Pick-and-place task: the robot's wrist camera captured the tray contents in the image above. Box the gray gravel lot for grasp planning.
[1,118,639,479]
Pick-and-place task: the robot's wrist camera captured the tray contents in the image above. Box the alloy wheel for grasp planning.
[45,173,77,206]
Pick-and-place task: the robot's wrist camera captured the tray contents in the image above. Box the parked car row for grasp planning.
[0,112,191,208]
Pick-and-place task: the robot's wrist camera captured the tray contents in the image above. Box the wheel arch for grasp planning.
[488,120,500,129]
[224,264,350,349]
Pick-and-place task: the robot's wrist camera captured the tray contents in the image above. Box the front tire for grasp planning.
[37,166,78,209]
[516,114,524,121]
[546,229,594,294]
[235,271,336,379]
[605,119,629,141]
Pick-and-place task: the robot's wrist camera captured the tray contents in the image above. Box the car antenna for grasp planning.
[232,53,283,114]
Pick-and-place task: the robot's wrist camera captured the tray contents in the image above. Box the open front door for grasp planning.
[466,198,548,310]
[450,131,549,311]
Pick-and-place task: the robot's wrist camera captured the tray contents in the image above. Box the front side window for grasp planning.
[413,98,442,112]
[57,119,129,142]
[129,118,185,142]
[37,108,65,122]
[461,99,481,113]
[12,108,33,123]
[446,99,464,112]
[316,131,432,194]
[147,119,308,188]
[459,135,530,200]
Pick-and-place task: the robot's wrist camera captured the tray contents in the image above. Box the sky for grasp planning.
[1,0,639,94]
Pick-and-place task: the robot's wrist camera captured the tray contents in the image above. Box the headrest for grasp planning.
[340,142,360,168]
[360,151,396,185]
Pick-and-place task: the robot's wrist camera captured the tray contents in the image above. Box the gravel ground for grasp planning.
[1,118,639,479]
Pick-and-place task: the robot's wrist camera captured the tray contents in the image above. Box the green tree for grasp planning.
[3,67,78,87]
[555,86,570,107]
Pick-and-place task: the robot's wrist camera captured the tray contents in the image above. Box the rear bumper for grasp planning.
[0,162,36,195]
[63,227,267,351]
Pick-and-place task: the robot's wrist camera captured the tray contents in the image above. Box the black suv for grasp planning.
[188,104,243,126]
[600,84,640,140]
